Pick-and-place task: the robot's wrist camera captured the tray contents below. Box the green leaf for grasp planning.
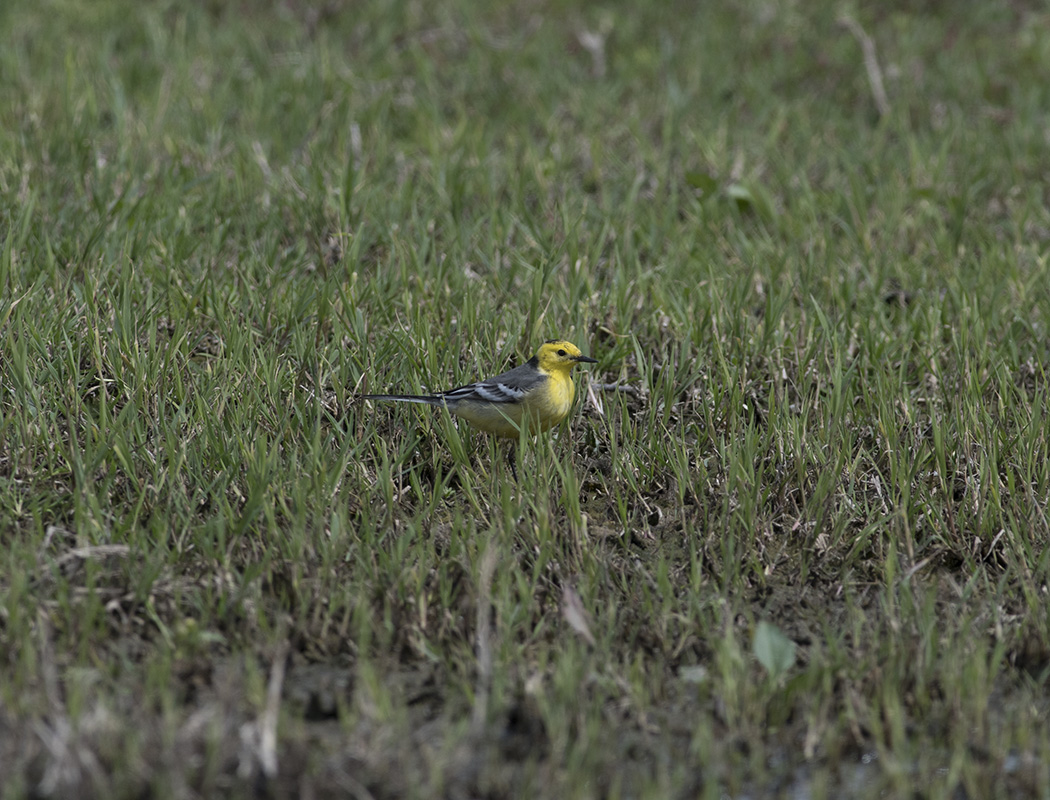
[753,620,797,680]
[685,170,718,195]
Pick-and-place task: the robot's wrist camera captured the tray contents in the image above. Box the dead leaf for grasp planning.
[562,584,596,647]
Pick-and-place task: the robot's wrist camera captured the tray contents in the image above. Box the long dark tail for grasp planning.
[360,394,444,406]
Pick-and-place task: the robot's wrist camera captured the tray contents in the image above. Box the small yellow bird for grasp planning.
[362,340,598,438]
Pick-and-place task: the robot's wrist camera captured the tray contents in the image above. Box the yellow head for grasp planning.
[533,340,598,373]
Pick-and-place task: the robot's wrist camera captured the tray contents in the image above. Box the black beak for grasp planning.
[575,355,598,363]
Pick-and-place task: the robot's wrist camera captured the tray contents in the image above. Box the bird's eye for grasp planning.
[557,349,567,357]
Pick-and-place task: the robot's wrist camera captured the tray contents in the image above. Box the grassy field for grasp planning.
[3,0,1050,797]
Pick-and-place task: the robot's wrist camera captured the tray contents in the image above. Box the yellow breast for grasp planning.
[534,371,574,428]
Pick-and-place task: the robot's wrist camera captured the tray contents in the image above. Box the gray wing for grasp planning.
[438,361,546,405]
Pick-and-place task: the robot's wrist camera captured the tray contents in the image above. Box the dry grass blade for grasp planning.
[839,14,891,117]
[472,546,498,734]
[561,583,596,647]
[260,640,290,779]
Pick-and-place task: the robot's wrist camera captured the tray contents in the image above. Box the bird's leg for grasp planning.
[504,441,519,481]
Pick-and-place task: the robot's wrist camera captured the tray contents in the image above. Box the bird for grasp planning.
[361,340,598,438]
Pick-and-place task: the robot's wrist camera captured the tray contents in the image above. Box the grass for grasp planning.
[3,0,1050,797]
